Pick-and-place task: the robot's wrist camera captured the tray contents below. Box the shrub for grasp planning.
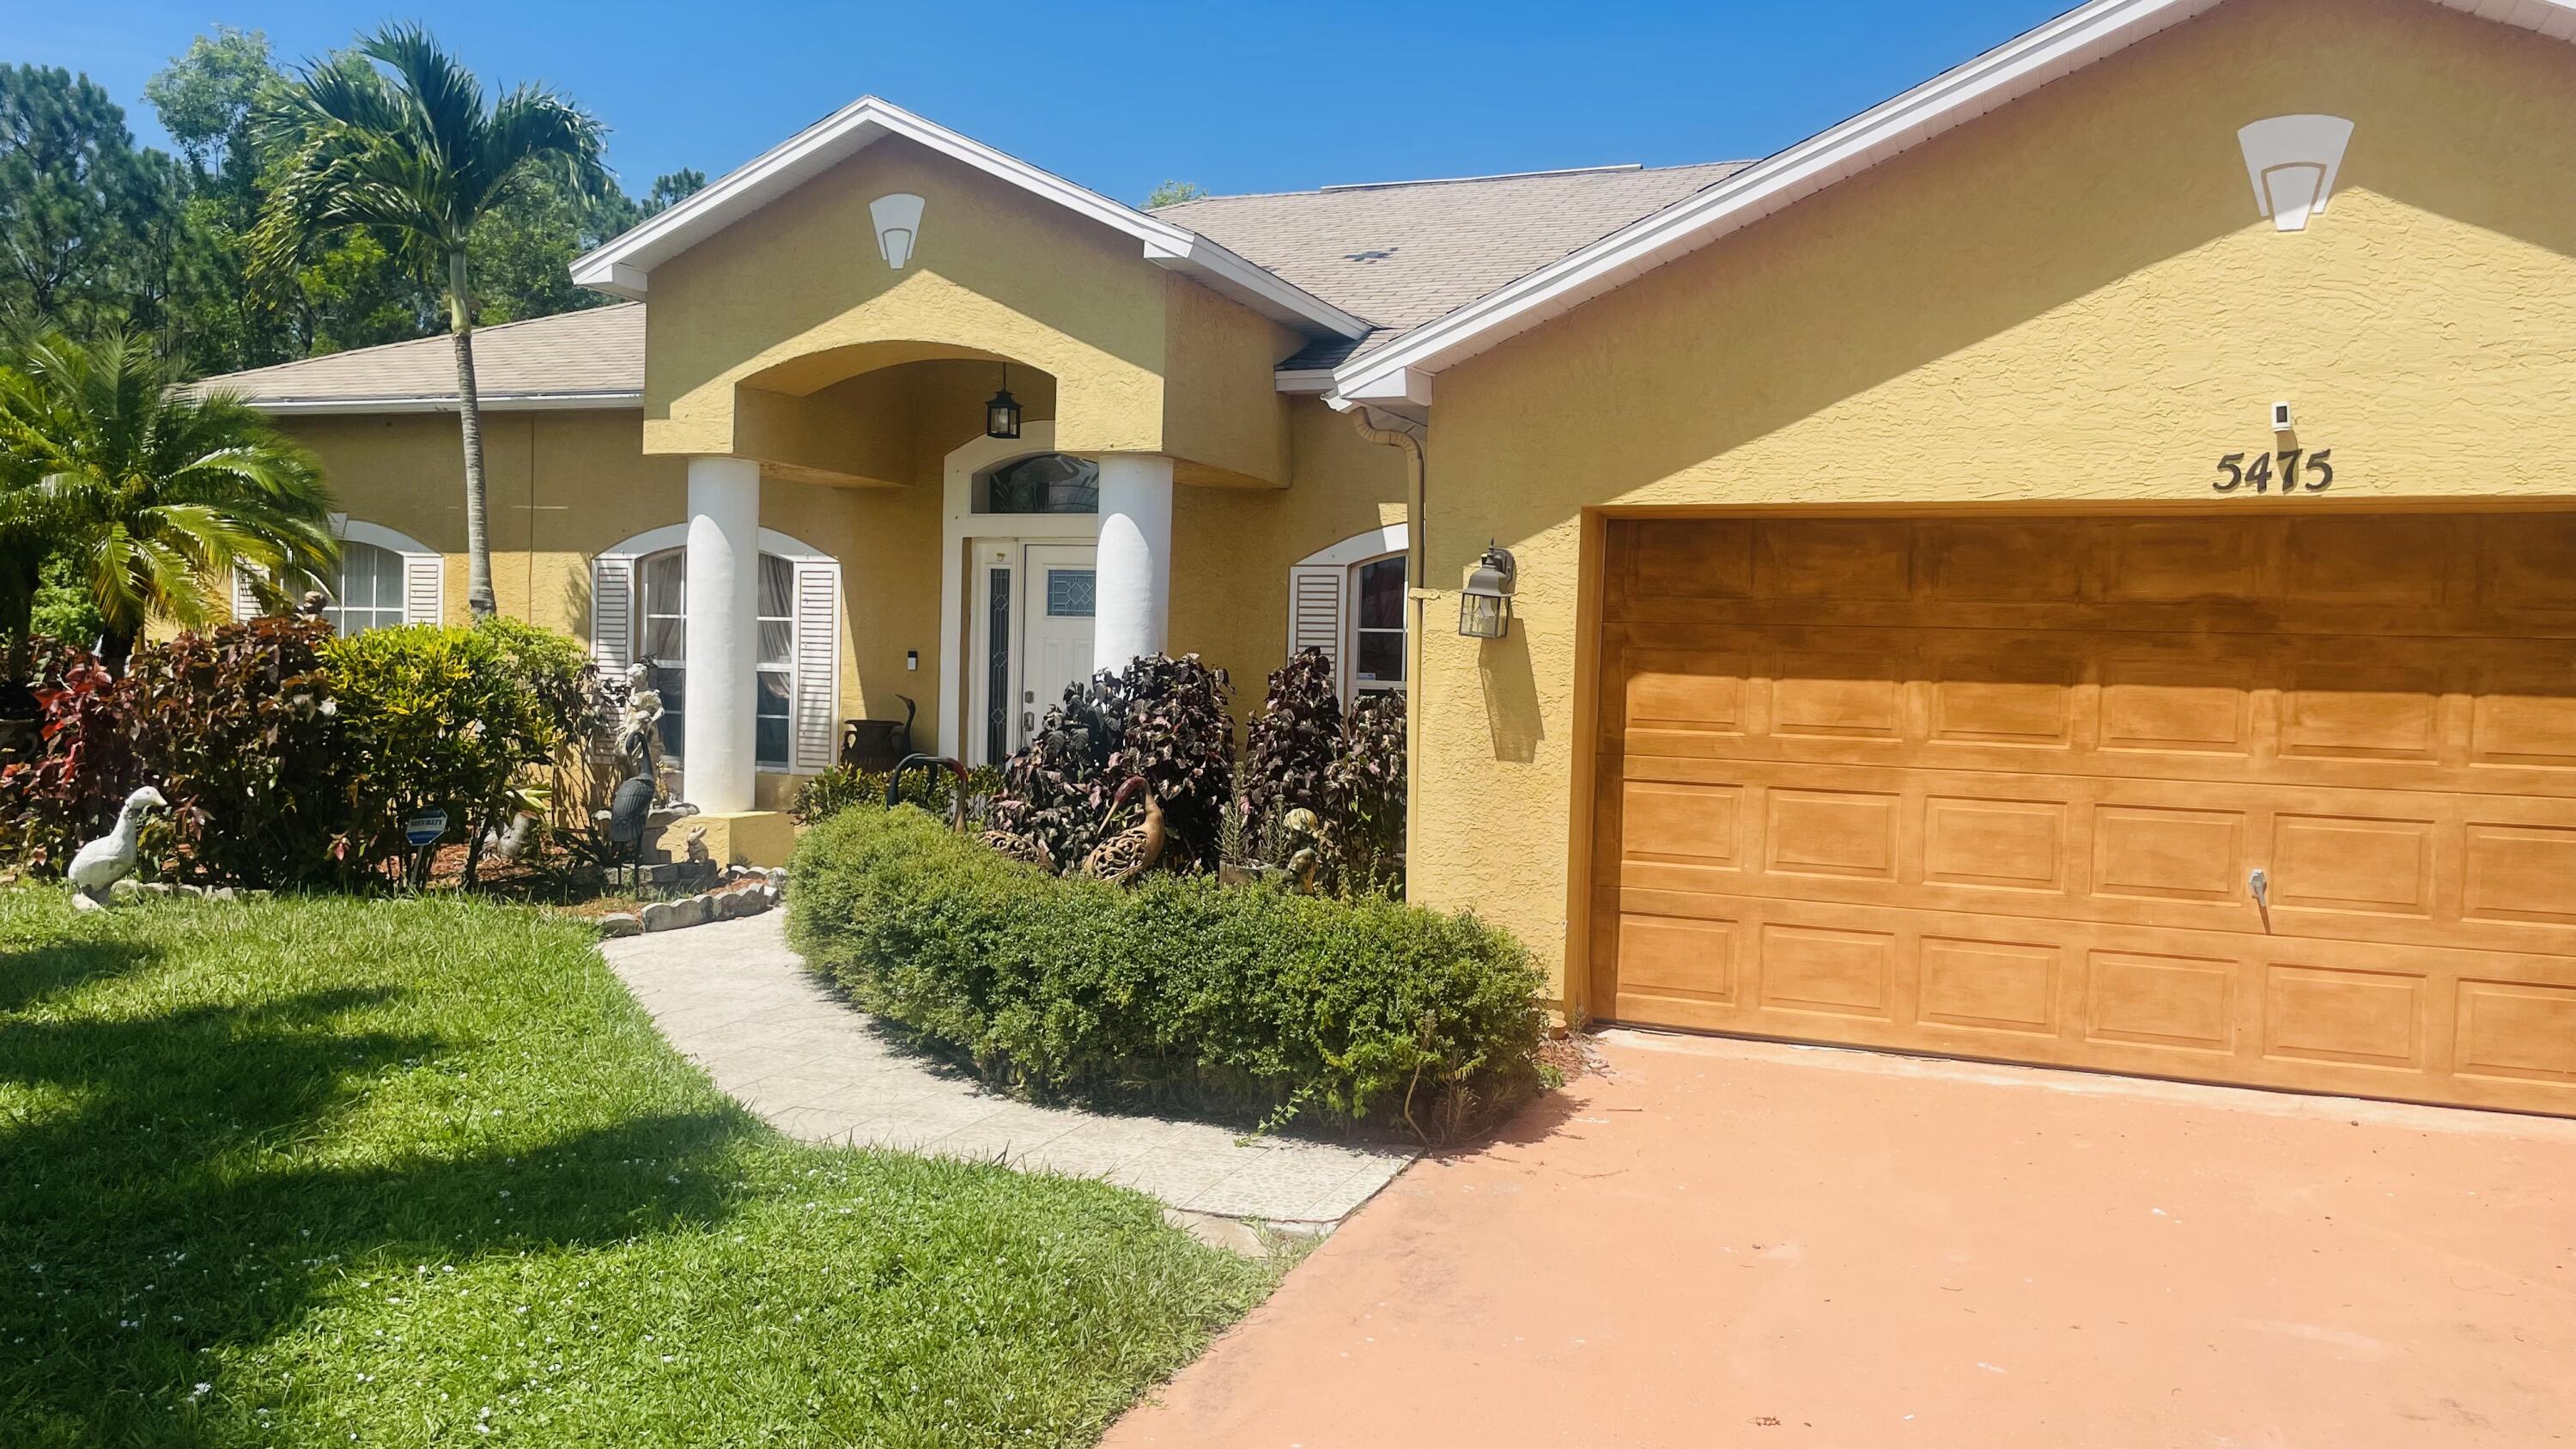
[791,759,1006,825]
[1238,647,1340,856]
[988,653,1235,873]
[788,806,1547,1137]
[0,618,361,887]
[1233,654,1407,897]
[122,615,360,887]
[325,618,594,886]
[1324,689,1407,893]
[0,649,134,875]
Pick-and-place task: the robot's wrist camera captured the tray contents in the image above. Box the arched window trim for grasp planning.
[231,515,443,629]
[1288,522,1410,703]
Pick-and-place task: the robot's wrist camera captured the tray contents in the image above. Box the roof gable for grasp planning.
[572,96,1366,341]
[1329,0,2576,405]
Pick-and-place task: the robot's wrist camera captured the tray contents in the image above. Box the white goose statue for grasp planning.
[69,786,167,911]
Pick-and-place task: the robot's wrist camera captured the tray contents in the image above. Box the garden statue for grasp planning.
[297,589,329,618]
[1279,807,1324,894]
[683,825,711,866]
[68,786,168,911]
[617,662,666,795]
[1081,776,1168,886]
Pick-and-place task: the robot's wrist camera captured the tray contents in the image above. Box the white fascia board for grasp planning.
[1337,366,1433,409]
[1333,0,2576,398]
[572,95,1365,339]
[1273,368,1340,394]
[247,391,643,416]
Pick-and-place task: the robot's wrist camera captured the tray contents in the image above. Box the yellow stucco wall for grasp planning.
[639,135,1299,485]
[1173,396,1411,718]
[1410,0,2576,1004]
[271,387,1400,787]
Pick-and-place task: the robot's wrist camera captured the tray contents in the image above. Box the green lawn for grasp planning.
[0,889,1281,1446]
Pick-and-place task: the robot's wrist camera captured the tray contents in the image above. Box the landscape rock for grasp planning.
[209,886,240,903]
[108,878,143,900]
[596,911,643,938]
[639,900,681,932]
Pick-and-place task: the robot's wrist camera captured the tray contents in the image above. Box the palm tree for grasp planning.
[0,332,337,670]
[252,26,606,620]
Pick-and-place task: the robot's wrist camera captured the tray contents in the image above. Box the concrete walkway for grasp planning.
[1106,1029,2576,1448]
[600,911,1413,1224]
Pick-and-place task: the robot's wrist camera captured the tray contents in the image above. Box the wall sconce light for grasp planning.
[1458,541,1516,640]
[870,192,925,268]
[984,364,1021,441]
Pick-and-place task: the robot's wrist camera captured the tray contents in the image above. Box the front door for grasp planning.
[1021,544,1097,743]
[970,541,1097,765]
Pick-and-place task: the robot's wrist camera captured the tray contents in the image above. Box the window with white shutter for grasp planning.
[593,526,841,776]
[1286,523,1409,701]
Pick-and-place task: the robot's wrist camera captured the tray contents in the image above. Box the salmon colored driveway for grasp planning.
[1105,1031,2576,1449]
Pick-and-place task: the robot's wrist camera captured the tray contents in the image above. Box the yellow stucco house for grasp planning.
[204,0,2576,1117]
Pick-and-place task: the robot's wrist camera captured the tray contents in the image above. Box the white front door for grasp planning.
[969,541,1097,765]
[1020,544,1097,746]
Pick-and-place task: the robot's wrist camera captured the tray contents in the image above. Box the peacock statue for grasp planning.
[1080,776,1168,886]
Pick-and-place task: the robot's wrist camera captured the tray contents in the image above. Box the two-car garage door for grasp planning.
[1591,513,2576,1115]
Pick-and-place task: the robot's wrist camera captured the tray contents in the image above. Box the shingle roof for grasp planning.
[194,303,644,408]
[198,161,1758,402]
[1156,161,1752,364]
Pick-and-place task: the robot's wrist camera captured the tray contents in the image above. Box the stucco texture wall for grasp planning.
[1409,0,2576,1002]
[1172,396,1411,721]
[281,381,1393,792]
[640,135,1297,485]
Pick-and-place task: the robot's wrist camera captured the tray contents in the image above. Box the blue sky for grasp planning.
[13,1,2074,204]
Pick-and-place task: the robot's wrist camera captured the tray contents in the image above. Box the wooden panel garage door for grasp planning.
[1592,513,2576,1115]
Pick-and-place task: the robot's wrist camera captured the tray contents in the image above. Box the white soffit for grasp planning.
[1331,0,2576,402]
[571,96,1368,340]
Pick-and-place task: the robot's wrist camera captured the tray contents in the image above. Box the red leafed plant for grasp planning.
[987,653,1236,874]
[0,650,138,877]
[120,614,365,887]
[0,617,368,887]
[1237,647,1342,858]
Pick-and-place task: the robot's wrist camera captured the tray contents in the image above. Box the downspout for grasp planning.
[1344,405,1427,897]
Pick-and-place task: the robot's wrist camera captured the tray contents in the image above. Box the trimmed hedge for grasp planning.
[787,806,1549,1137]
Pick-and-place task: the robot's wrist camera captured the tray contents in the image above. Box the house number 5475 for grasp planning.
[2214,448,2333,493]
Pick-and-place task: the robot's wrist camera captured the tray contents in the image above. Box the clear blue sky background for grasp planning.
[13,1,2073,204]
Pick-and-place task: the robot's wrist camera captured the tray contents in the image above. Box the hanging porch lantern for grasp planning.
[984,364,1022,440]
[1458,541,1516,640]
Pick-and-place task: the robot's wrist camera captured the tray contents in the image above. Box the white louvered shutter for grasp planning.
[791,558,841,773]
[231,566,261,621]
[1288,563,1347,696]
[402,554,444,625]
[590,557,634,669]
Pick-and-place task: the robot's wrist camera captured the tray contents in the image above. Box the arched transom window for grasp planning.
[978,453,1098,514]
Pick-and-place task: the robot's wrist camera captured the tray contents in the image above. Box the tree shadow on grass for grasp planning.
[0,930,163,1014]
[0,941,750,1445]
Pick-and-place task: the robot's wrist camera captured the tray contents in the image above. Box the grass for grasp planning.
[0,887,1283,1446]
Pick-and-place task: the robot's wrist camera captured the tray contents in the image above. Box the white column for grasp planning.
[683,456,760,814]
[1094,453,1172,670]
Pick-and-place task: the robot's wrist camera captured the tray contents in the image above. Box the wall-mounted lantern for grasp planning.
[984,364,1022,441]
[1458,541,1516,640]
